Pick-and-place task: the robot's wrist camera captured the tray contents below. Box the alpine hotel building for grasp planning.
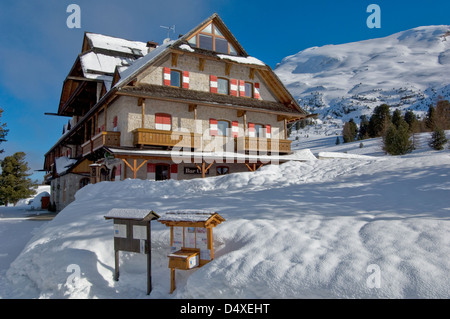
[43,14,312,210]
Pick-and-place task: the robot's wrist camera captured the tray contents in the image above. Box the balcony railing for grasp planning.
[133,128,202,149]
[82,131,121,156]
[132,128,292,154]
[243,137,292,154]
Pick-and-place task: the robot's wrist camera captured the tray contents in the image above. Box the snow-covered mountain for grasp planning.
[275,25,450,122]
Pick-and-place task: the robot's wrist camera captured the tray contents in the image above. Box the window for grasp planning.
[216,166,229,175]
[254,124,265,138]
[217,78,229,95]
[189,22,238,55]
[217,120,230,136]
[245,82,253,98]
[199,34,213,51]
[170,70,181,87]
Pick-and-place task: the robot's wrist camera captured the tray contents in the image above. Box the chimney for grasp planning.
[146,41,158,53]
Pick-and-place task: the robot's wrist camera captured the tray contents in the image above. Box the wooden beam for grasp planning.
[171,53,178,67]
[237,110,246,118]
[199,58,205,71]
[104,104,108,131]
[249,68,255,80]
[122,158,148,179]
[140,99,146,128]
[225,63,232,76]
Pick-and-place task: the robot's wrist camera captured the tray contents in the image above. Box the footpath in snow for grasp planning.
[1,143,449,299]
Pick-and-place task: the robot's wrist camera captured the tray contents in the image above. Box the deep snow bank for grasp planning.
[4,153,450,299]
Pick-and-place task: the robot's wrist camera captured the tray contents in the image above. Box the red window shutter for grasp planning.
[248,122,255,137]
[210,75,218,93]
[171,164,178,174]
[113,116,118,128]
[210,118,218,136]
[147,163,156,173]
[232,121,239,138]
[254,82,261,99]
[163,67,171,86]
[230,79,238,96]
[156,113,171,130]
[182,71,190,89]
[266,124,271,138]
[239,80,246,97]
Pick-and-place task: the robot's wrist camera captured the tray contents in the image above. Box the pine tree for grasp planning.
[0,152,37,206]
[428,127,448,150]
[0,108,8,154]
[425,105,436,130]
[342,118,358,143]
[435,100,450,130]
[382,121,413,155]
[392,109,402,128]
[368,104,391,137]
[358,115,369,140]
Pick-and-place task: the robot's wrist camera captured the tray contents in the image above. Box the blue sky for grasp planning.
[0,0,449,183]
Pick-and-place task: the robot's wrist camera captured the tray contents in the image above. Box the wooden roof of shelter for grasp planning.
[158,210,225,228]
[104,208,160,221]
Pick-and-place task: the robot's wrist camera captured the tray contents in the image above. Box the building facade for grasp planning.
[44,14,312,211]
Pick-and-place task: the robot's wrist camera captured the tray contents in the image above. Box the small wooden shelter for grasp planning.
[104,208,159,295]
[157,210,225,293]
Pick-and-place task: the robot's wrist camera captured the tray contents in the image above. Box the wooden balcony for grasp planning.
[243,137,292,154]
[132,128,292,154]
[133,128,202,149]
[82,131,121,156]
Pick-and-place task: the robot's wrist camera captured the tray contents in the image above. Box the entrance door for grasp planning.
[155,164,170,181]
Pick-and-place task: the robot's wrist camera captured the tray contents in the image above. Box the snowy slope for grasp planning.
[275,25,450,122]
[2,136,449,299]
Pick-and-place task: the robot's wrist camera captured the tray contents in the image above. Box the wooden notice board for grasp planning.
[157,210,225,293]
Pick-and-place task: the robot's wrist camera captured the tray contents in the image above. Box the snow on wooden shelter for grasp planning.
[157,210,225,293]
[104,208,159,295]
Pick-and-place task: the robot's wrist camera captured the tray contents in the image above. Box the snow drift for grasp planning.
[3,149,450,299]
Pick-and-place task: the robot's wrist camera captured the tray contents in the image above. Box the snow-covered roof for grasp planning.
[113,40,174,89]
[158,210,218,222]
[158,210,225,227]
[80,52,135,78]
[106,147,317,162]
[217,54,265,66]
[85,33,148,56]
[104,208,159,221]
[54,157,78,174]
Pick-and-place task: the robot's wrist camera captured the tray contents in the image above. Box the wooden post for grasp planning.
[104,104,108,131]
[147,221,152,295]
[114,250,120,281]
[138,98,146,129]
[170,268,176,294]
[202,162,206,179]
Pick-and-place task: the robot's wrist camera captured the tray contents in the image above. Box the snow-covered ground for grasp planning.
[0,135,449,299]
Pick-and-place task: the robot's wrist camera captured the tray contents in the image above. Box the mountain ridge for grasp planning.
[275,25,450,123]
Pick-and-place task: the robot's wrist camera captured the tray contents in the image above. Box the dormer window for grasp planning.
[188,22,238,55]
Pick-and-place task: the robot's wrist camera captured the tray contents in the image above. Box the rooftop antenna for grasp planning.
[160,25,176,41]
